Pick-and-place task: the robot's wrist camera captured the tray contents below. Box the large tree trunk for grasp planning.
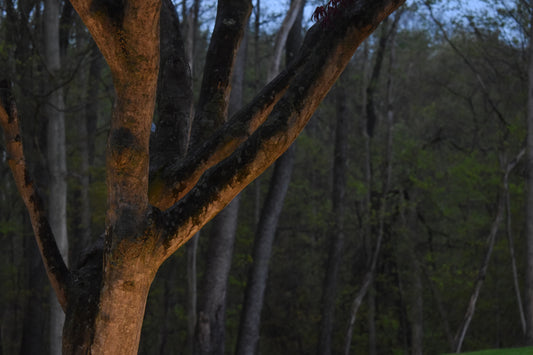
[44,0,68,352]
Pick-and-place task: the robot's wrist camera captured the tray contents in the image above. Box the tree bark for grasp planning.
[194,14,248,355]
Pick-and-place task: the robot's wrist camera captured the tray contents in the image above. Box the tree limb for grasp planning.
[189,0,253,147]
[0,80,70,311]
[149,59,302,210]
[153,0,406,260]
[151,0,193,170]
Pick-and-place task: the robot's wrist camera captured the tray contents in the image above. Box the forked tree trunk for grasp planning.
[0,1,405,353]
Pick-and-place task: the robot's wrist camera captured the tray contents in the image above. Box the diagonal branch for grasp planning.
[189,0,252,148]
[153,0,406,260]
[0,80,70,311]
[149,58,302,209]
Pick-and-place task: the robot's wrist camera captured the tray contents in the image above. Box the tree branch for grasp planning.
[188,0,252,147]
[153,0,406,260]
[69,0,161,233]
[151,0,193,170]
[0,80,70,311]
[149,60,301,209]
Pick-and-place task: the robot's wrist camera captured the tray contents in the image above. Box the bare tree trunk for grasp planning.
[454,151,524,352]
[525,0,533,344]
[317,71,350,355]
[235,3,303,354]
[44,0,68,353]
[236,146,295,355]
[187,233,199,355]
[505,175,527,335]
[194,198,241,355]
[344,14,401,353]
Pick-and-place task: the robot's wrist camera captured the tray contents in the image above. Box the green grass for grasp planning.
[444,347,533,355]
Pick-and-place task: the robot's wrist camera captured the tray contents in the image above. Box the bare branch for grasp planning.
[0,80,70,311]
[189,0,252,147]
[151,0,193,169]
[149,58,301,210]
[153,0,406,259]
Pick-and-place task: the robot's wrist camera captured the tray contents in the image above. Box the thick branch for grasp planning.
[153,0,406,260]
[69,0,161,232]
[0,80,70,311]
[189,0,252,147]
[151,0,193,169]
[149,62,301,209]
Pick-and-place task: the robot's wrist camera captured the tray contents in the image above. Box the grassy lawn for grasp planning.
[444,347,533,355]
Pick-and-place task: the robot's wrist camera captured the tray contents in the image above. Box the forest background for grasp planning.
[0,0,530,354]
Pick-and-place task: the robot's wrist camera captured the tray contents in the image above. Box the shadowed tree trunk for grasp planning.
[235,2,303,354]
[317,72,349,355]
[0,0,405,353]
[526,0,533,344]
[44,0,68,352]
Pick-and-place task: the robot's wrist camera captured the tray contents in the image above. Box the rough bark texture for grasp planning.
[0,0,406,352]
[152,0,192,169]
[194,21,248,355]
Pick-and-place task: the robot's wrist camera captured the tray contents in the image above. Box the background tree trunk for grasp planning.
[235,2,303,354]
[44,0,68,352]
[525,0,533,344]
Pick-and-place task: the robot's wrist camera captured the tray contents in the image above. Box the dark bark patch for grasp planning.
[109,126,136,154]
[90,0,125,27]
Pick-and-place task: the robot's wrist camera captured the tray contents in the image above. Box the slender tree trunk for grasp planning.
[44,0,68,353]
[317,72,349,355]
[454,196,503,353]
[187,233,199,355]
[236,146,295,355]
[235,3,303,354]
[525,0,533,344]
[454,151,524,352]
[194,198,241,355]
[505,177,526,334]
